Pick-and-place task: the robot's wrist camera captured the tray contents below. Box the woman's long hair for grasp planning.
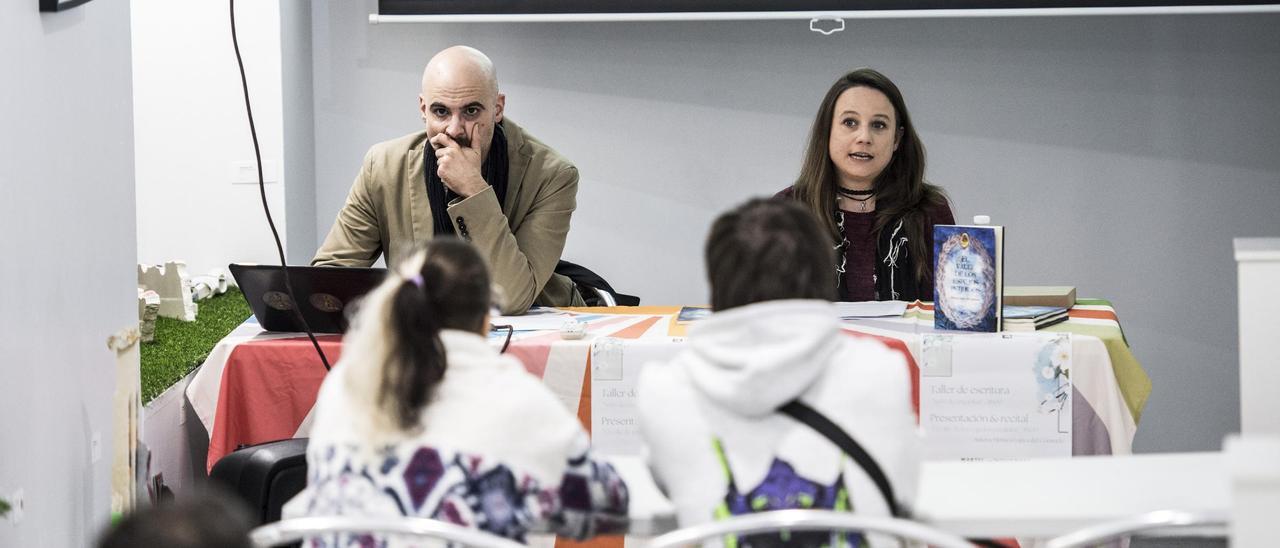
[340,238,491,440]
[792,68,949,282]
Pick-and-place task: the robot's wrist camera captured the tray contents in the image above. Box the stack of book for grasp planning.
[1003,286,1076,308]
[1002,305,1069,331]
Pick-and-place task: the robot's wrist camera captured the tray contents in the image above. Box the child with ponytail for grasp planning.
[287,238,628,544]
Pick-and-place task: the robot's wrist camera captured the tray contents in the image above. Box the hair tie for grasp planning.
[409,274,424,288]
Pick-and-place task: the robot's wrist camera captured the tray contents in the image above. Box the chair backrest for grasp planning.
[555,260,640,306]
[643,509,975,548]
[592,286,618,307]
[249,516,527,548]
[208,438,310,526]
[1044,509,1229,548]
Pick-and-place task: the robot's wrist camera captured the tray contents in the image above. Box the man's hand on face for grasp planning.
[429,122,487,199]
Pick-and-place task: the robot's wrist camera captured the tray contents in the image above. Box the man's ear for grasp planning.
[419,94,428,120]
[494,93,506,123]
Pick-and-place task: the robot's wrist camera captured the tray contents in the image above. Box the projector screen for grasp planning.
[378,0,1278,16]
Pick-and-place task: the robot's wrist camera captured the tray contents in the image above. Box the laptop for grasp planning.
[229,263,388,333]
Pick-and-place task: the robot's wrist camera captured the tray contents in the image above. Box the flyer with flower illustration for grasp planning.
[920,332,1072,460]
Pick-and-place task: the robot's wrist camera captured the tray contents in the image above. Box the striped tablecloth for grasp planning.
[185,302,1150,547]
[186,308,679,473]
[835,300,1150,457]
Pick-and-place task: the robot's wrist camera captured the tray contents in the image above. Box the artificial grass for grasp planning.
[140,288,251,404]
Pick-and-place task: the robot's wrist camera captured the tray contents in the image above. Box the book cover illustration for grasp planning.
[934,225,1003,332]
[676,306,711,324]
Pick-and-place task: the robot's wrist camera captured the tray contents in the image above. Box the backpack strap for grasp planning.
[779,400,902,518]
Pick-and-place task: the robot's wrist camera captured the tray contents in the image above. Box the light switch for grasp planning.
[230,160,278,184]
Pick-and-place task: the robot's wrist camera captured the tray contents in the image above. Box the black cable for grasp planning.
[230,0,331,371]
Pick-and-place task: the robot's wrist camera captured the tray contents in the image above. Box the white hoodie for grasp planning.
[286,330,629,544]
[637,300,920,535]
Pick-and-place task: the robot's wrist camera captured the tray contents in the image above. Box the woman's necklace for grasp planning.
[836,187,875,212]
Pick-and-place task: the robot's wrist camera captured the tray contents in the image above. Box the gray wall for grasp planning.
[308,1,1280,453]
[0,1,136,546]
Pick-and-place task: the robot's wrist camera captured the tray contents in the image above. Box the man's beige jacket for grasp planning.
[312,118,583,314]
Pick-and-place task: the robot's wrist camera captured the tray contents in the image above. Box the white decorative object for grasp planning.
[558,319,587,340]
[137,289,161,343]
[137,261,197,321]
[106,327,142,515]
[190,268,231,302]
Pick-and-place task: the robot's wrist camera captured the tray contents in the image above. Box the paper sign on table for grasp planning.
[920,332,1072,461]
[589,338,685,456]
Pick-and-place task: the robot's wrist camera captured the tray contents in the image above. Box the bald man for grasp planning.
[313,46,584,314]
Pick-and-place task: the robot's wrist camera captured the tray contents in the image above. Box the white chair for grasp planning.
[1044,509,1229,548]
[249,516,527,548]
[644,509,976,548]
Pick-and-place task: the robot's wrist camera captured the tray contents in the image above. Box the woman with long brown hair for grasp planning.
[779,68,954,302]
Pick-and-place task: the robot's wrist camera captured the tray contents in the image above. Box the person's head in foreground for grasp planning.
[345,236,494,437]
[291,237,628,545]
[706,197,837,311]
[97,489,253,548]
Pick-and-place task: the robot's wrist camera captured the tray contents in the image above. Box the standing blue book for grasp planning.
[933,224,1004,332]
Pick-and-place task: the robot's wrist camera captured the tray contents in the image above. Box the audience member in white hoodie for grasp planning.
[637,198,920,547]
[286,238,628,545]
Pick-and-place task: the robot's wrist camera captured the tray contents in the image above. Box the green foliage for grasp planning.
[140,288,251,404]
[0,497,9,517]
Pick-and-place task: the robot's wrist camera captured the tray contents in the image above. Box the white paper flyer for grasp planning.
[589,338,685,456]
[920,332,1072,461]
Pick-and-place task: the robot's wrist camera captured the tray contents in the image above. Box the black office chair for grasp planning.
[209,438,310,526]
[555,260,640,306]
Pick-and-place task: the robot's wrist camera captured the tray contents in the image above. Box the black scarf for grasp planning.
[835,212,929,302]
[425,122,509,236]
[872,217,926,302]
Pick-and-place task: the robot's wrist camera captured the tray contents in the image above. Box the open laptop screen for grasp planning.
[229,264,388,333]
